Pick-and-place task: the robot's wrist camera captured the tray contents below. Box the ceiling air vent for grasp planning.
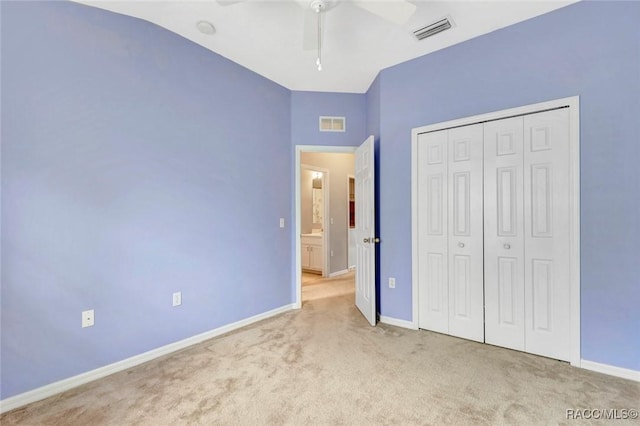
[413,17,453,41]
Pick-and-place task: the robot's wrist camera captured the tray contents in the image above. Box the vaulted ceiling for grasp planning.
[74,1,577,93]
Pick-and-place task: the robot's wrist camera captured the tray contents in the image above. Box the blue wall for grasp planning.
[291,91,366,147]
[372,1,639,370]
[1,1,291,398]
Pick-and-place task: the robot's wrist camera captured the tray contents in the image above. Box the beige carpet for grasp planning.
[2,272,638,425]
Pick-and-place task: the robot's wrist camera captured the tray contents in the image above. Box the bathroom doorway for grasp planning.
[300,164,328,277]
[295,146,356,308]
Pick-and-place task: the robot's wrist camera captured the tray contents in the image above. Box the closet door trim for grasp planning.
[411,96,580,366]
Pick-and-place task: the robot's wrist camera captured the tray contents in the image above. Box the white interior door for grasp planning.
[355,136,376,326]
[417,130,449,333]
[484,116,526,352]
[523,108,571,361]
[447,124,484,342]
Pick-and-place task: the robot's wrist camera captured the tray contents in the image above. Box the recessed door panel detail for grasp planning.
[427,174,443,235]
[531,164,553,238]
[453,172,470,236]
[453,139,471,162]
[453,255,470,318]
[497,133,516,156]
[530,127,551,152]
[498,257,518,325]
[363,177,371,230]
[428,143,443,164]
[532,259,553,332]
[497,167,517,236]
[427,253,444,312]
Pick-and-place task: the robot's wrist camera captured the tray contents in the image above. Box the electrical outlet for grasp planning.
[388,278,396,289]
[173,292,182,307]
[82,309,94,328]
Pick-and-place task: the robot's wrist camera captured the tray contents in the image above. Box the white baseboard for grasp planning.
[328,269,350,278]
[0,303,295,414]
[379,315,418,330]
[580,359,640,382]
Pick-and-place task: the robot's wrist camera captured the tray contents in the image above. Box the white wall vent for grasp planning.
[413,16,454,41]
[319,116,346,132]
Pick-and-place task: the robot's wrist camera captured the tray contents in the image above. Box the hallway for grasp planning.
[301,271,355,304]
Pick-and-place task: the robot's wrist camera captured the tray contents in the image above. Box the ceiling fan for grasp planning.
[217,0,417,70]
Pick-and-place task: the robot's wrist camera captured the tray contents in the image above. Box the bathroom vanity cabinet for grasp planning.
[301,234,323,273]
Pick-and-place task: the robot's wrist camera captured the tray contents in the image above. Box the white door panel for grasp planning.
[355,136,376,326]
[523,109,571,361]
[447,124,484,342]
[417,131,449,333]
[484,116,526,351]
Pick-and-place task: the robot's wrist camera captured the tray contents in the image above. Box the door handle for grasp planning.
[504,243,511,249]
[363,238,370,243]
[374,238,380,243]
[458,242,465,248]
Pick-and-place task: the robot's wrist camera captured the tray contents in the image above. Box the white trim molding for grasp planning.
[580,360,640,382]
[379,315,419,330]
[411,96,581,365]
[329,269,350,278]
[0,303,295,414]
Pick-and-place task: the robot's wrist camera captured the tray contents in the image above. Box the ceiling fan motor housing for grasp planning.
[310,0,326,13]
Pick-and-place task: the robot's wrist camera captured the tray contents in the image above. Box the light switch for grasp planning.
[279,218,285,228]
[82,309,95,328]
[173,292,182,307]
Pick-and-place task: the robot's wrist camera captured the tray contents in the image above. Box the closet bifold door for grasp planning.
[417,124,484,342]
[523,108,571,362]
[417,130,449,334]
[484,116,526,352]
[447,124,484,342]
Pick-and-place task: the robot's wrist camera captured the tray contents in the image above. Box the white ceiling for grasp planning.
[74,0,577,93]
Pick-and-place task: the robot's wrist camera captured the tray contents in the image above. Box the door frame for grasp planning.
[347,174,356,270]
[295,145,357,309]
[300,163,330,277]
[411,96,581,366]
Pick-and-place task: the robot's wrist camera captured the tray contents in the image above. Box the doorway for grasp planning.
[295,146,356,309]
[300,164,328,277]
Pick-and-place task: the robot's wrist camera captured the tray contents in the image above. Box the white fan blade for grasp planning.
[302,8,325,51]
[353,0,417,25]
